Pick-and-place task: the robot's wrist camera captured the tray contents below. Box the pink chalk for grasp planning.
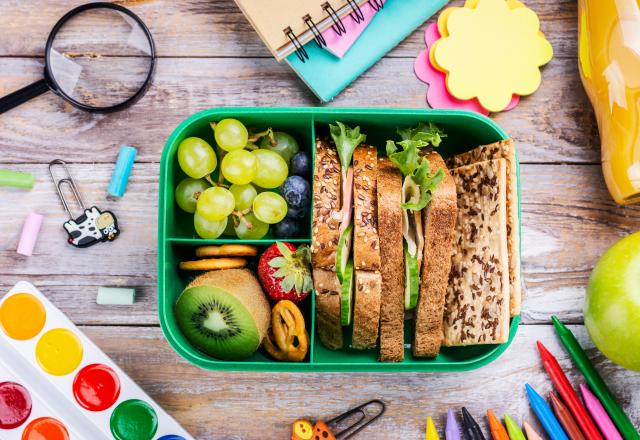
[17,212,44,256]
[414,23,519,114]
[322,0,384,58]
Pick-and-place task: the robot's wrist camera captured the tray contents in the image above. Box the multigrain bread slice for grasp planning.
[443,159,510,346]
[445,139,521,316]
[376,158,405,362]
[352,270,382,350]
[352,145,381,271]
[313,268,343,350]
[413,152,457,358]
[311,139,342,270]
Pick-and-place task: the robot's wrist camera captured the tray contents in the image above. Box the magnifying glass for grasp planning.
[0,2,156,114]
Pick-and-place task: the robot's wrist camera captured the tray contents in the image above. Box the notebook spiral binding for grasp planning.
[285,1,382,63]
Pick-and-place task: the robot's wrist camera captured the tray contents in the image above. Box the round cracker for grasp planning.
[195,244,257,258]
[179,257,247,271]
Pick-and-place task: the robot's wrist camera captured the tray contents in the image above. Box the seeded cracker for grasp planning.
[445,139,521,316]
[311,139,342,270]
[443,159,510,346]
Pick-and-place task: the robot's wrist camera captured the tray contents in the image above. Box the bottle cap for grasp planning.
[108,145,137,198]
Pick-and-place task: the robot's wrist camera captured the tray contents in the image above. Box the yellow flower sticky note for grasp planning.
[433,0,553,112]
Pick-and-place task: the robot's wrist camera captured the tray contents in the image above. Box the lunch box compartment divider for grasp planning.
[159,108,520,372]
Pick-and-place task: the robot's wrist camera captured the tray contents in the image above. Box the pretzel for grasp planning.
[263,300,309,362]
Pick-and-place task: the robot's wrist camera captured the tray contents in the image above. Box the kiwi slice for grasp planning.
[175,269,270,360]
[336,224,353,284]
[404,246,420,311]
[340,260,355,326]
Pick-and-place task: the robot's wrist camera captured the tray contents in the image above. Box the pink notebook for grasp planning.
[322,0,385,58]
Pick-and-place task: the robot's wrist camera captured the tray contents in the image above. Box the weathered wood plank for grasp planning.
[0,0,577,59]
[1,163,637,326]
[0,56,599,164]
[80,324,640,439]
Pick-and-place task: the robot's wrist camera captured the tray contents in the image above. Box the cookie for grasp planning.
[195,244,257,258]
[179,258,248,271]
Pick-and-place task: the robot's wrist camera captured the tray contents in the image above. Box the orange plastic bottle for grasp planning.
[578,0,640,204]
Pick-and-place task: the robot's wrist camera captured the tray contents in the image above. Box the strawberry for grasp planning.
[258,242,312,303]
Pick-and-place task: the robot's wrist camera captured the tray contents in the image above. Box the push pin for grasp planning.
[49,159,119,248]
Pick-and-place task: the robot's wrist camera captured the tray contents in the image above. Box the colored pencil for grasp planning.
[536,341,601,439]
[427,416,441,440]
[525,384,569,440]
[461,407,486,440]
[446,408,461,440]
[523,422,545,440]
[549,392,586,440]
[580,384,624,440]
[503,414,526,440]
[552,316,640,440]
[486,409,509,440]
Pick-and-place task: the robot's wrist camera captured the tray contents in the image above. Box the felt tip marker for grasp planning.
[580,384,623,440]
[426,416,441,440]
[446,408,461,440]
[549,391,586,440]
[551,316,639,440]
[486,409,509,440]
[503,414,526,440]
[461,407,486,440]
[525,384,569,440]
[536,341,601,440]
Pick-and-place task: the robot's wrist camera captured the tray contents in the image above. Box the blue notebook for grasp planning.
[286,0,448,102]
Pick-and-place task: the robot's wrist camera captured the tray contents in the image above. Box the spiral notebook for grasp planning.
[233,0,371,61]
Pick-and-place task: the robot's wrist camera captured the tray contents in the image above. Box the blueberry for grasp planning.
[286,205,306,219]
[273,218,302,238]
[290,151,311,177]
[280,176,310,209]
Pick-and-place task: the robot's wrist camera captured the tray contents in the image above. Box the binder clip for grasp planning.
[49,159,119,248]
[291,400,385,439]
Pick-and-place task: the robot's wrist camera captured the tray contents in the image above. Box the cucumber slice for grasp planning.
[404,246,420,311]
[340,260,355,326]
[336,223,353,284]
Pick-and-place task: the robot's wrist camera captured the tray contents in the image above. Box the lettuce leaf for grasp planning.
[400,159,445,211]
[397,122,446,146]
[329,121,366,170]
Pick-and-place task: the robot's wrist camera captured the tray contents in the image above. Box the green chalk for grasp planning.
[97,287,136,305]
[0,169,35,188]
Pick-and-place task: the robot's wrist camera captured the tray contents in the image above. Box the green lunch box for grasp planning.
[158,107,521,372]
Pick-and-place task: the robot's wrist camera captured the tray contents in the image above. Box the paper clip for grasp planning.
[49,159,119,248]
[292,400,385,439]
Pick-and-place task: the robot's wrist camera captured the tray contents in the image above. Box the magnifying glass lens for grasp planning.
[48,7,153,109]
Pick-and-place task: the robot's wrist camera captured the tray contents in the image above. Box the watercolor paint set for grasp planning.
[0,281,193,440]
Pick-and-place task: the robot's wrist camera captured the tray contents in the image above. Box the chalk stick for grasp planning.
[17,212,44,256]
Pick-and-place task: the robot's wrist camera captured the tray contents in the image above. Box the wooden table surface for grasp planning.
[1,0,639,438]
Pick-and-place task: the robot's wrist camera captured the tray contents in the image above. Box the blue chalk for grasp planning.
[108,145,137,197]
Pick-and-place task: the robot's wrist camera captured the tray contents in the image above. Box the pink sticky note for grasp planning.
[322,0,384,58]
[415,23,519,114]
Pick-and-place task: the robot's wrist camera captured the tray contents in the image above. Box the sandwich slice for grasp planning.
[376,157,405,362]
[313,268,343,350]
[443,159,511,346]
[413,152,457,358]
[445,139,521,316]
[351,145,382,350]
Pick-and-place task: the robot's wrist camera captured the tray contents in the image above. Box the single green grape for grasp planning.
[259,131,299,163]
[175,178,209,213]
[252,191,287,224]
[196,187,235,221]
[234,212,269,239]
[194,212,227,239]
[229,183,258,211]
[214,118,249,152]
[251,149,288,189]
[177,137,217,178]
[221,150,257,185]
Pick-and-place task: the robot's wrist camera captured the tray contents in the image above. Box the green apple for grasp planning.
[585,231,640,371]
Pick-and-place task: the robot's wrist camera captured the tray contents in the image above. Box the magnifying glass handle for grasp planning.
[0,78,50,115]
